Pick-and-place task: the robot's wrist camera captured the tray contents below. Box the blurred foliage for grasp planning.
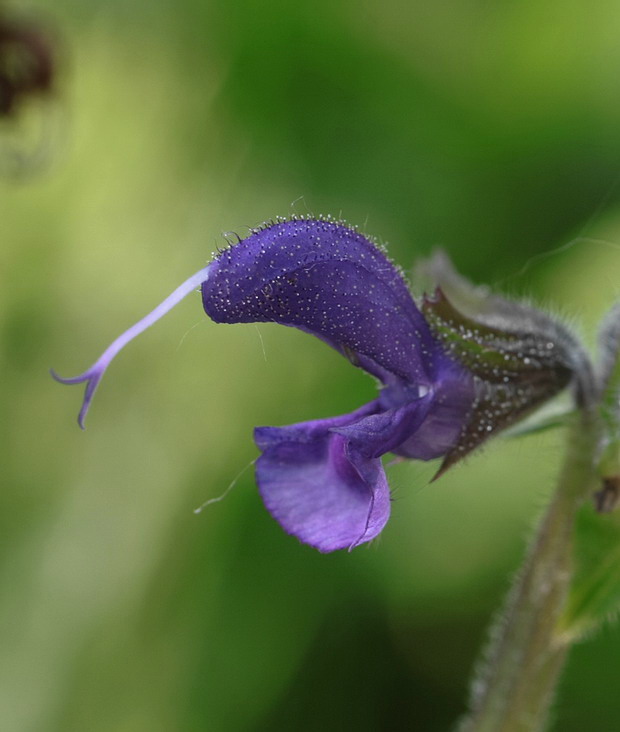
[560,502,620,641]
[3,0,620,730]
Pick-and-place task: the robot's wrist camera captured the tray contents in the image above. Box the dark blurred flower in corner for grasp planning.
[0,9,59,176]
[53,217,594,552]
[0,12,54,117]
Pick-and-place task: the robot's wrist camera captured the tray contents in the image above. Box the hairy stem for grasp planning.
[459,412,599,732]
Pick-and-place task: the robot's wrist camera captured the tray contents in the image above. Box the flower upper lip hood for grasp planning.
[53,215,584,552]
[202,218,438,388]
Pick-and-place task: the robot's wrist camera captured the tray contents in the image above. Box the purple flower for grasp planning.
[54,217,578,552]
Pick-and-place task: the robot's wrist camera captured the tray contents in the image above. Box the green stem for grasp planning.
[459,412,599,732]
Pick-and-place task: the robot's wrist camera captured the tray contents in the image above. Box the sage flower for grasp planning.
[54,218,583,551]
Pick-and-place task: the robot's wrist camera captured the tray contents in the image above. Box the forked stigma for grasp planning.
[52,264,212,428]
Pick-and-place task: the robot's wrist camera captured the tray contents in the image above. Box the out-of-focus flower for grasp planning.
[0,13,54,118]
[54,217,588,551]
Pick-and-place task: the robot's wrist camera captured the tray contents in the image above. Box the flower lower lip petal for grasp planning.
[255,417,391,552]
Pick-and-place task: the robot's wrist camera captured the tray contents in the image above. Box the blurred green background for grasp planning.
[3,0,620,730]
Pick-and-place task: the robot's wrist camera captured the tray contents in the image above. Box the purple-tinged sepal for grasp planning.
[420,253,591,475]
[419,251,595,406]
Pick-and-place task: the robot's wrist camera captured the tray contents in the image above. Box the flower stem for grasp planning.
[459,412,599,732]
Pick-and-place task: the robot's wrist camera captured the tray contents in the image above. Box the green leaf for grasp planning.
[559,498,620,640]
[558,301,620,640]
